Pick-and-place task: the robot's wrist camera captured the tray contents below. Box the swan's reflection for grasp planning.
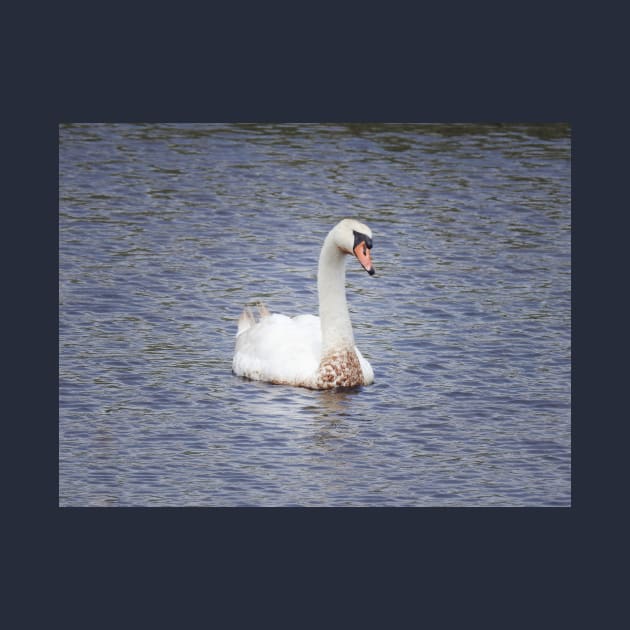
[309,388,363,450]
[316,387,360,418]
[233,377,365,451]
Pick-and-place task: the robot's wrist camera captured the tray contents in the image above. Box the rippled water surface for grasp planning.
[59,123,571,506]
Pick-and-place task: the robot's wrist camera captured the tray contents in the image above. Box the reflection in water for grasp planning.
[316,388,360,419]
[309,389,362,450]
[234,379,362,451]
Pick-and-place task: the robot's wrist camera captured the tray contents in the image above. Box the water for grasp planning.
[59,123,571,506]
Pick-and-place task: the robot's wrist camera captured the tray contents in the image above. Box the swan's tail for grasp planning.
[237,307,255,335]
[237,303,270,335]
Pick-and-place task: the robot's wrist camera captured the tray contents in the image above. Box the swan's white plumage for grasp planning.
[234,313,318,387]
[232,218,375,390]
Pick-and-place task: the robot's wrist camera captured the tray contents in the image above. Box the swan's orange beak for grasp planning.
[354,242,375,275]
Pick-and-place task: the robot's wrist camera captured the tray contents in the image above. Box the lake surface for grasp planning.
[59,123,571,506]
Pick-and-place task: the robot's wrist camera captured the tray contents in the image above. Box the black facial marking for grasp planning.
[353,230,373,250]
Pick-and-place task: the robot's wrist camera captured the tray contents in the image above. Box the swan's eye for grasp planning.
[353,230,373,251]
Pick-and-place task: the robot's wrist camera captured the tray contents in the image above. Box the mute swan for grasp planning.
[232,218,376,389]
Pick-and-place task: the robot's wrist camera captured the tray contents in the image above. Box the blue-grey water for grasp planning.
[59,123,571,506]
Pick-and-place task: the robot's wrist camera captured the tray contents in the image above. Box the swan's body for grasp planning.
[232,218,376,389]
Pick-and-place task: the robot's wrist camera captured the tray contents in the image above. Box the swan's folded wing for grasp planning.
[233,313,322,385]
[355,346,375,385]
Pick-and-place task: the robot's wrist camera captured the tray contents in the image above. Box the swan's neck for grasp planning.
[318,232,355,354]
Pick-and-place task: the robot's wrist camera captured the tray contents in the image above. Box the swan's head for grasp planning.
[332,218,375,275]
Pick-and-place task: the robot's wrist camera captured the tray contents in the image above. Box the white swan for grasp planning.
[232,218,376,389]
